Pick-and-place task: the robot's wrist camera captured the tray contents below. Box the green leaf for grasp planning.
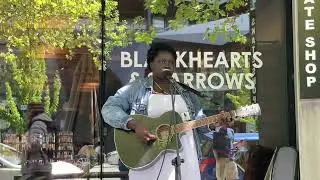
[0,0,249,133]
[43,84,51,116]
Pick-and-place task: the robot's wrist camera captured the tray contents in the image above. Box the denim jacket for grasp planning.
[101,75,210,159]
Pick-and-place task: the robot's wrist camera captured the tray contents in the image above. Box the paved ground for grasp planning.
[86,163,123,180]
[0,163,124,180]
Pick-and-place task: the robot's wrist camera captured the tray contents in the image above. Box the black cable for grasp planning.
[170,80,183,180]
[99,0,106,179]
[156,92,175,180]
[156,127,171,180]
[156,79,180,180]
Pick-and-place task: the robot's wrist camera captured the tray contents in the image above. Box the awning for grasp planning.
[156,13,249,45]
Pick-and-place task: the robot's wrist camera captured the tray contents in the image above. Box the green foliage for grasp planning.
[0,50,47,104]
[42,71,61,118]
[0,0,249,132]
[0,63,7,82]
[145,0,169,15]
[0,0,138,67]
[225,57,257,131]
[43,84,51,116]
[135,28,157,44]
[0,0,142,131]
[49,71,61,116]
[145,0,248,44]
[0,109,10,130]
[226,58,251,108]
[5,82,25,134]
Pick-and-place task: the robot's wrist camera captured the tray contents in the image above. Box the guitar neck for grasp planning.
[173,114,224,134]
[170,103,260,134]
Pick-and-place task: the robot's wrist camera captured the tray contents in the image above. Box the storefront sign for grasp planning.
[298,0,320,99]
[249,0,257,103]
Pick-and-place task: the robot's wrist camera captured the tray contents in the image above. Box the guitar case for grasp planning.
[264,146,298,180]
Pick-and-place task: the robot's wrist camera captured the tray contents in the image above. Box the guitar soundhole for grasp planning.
[156,124,171,141]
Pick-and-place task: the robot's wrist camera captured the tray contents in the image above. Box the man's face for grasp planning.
[150,51,175,79]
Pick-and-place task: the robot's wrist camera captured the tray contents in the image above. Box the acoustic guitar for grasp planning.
[114,104,261,169]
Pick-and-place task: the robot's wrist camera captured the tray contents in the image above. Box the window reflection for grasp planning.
[0,0,262,179]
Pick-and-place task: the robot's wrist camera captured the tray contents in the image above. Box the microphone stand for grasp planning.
[168,77,184,180]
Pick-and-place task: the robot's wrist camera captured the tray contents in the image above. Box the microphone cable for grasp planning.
[156,80,178,180]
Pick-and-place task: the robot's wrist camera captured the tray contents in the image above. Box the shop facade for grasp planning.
[0,0,319,179]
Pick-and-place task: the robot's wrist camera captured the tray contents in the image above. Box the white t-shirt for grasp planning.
[128,94,201,180]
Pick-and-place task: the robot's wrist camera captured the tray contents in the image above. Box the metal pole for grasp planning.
[99,0,106,179]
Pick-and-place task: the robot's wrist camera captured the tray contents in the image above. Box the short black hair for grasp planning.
[146,42,177,70]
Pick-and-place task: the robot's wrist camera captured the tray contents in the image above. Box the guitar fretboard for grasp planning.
[172,114,224,134]
[168,103,260,134]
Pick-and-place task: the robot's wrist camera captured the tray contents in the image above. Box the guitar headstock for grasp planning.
[233,103,261,118]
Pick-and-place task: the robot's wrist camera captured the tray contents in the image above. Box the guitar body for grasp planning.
[113,103,261,170]
[114,111,183,170]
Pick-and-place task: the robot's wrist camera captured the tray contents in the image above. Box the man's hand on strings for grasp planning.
[209,110,234,129]
[127,119,157,143]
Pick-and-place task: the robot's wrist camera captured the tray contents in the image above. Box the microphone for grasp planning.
[163,69,173,78]
[162,70,177,94]
[163,69,175,83]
